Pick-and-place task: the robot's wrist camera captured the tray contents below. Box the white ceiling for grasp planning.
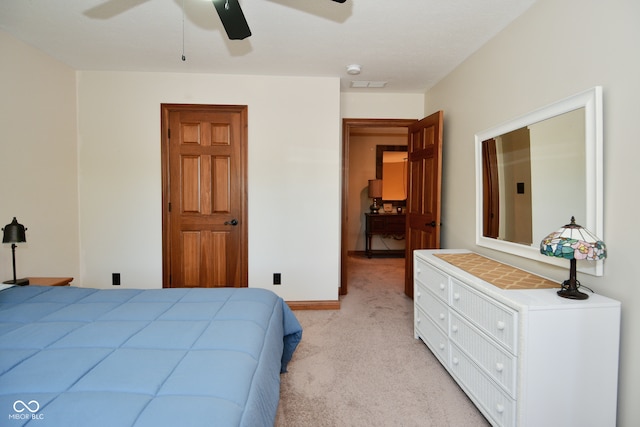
[0,0,536,93]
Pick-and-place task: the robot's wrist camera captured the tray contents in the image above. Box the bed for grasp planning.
[0,285,302,427]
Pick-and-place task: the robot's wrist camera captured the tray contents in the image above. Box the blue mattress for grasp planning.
[0,286,302,427]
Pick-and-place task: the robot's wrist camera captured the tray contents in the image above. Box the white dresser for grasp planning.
[413,249,620,427]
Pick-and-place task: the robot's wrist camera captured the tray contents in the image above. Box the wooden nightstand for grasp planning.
[28,277,73,287]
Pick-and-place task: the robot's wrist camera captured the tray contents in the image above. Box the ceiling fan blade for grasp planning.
[331,0,347,3]
[84,0,152,19]
[212,0,251,40]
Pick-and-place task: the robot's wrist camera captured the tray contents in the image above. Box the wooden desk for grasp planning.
[365,213,406,258]
[28,277,73,286]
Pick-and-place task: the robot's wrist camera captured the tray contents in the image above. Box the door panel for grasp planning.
[162,104,247,288]
[213,157,231,212]
[181,156,201,212]
[405,111,444,297]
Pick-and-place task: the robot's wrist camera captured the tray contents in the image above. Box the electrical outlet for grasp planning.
[112,273,121,286]
[273,273,281,285]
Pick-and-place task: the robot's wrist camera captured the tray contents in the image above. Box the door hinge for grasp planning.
[168,202,171,212]
[167,128,171,138]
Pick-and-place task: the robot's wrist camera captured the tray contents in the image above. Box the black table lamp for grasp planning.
[2,217,29,286]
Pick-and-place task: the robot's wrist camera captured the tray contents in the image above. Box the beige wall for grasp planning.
[0,32,80,281]
[76,71,341,301]
[341,92,424,119]
[0,31,343,302]
[425,0,640,424]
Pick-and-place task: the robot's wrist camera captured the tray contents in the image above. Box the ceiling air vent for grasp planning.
[350,81,388,88]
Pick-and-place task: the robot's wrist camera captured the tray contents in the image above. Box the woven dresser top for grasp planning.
[434,252,559,290]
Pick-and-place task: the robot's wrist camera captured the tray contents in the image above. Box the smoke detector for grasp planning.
[346,64,361,75]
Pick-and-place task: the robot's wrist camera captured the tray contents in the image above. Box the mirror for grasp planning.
[376,145,407,204]
[475,87,604,275]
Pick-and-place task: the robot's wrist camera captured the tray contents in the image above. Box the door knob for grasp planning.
[427,221,436,227]
[224,219,239,226]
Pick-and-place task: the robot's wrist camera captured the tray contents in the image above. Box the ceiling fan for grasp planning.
[213,0,347,40]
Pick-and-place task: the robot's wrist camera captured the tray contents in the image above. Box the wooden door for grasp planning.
[404,111,444,297]
[161,104,248,288]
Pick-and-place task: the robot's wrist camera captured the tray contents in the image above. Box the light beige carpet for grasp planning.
[275,255,489,427]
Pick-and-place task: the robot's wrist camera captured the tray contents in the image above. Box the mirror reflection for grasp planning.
[482,108,585,245]
[376,145,407,203]
[381,151,407,200]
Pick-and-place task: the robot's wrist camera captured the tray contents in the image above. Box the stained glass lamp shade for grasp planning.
[540,216,606,300]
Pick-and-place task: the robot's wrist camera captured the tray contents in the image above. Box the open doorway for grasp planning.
[340,118,415,296]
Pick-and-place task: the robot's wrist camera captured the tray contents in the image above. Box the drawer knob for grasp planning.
[439,283,445,290]
[439,343,445,350]
[451,325,458,333]
[496,403,505,413]
[416,268,421,275]
[453,293,460,300]
[439,313,445,320]
[496,362,504,372]
[496,320,506,330]
[417,317,421,324]
[416,291,421,298]
[452,357,459,365]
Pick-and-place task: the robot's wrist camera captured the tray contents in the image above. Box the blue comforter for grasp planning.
[0,286,302,427]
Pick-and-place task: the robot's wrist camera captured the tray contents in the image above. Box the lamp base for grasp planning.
[557,280,588,300]
[3,278,29,286]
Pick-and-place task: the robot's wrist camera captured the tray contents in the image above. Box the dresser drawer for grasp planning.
[450,278,517,353]
[415,306,449,366]
[415,281,449,333]
[450,344,516,427]
[449,311,517,397]
[414,259,449,303]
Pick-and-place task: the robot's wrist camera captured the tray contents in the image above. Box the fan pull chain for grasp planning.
[181,0,186,61]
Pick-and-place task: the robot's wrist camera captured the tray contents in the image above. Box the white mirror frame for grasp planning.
[475,86,604,276]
